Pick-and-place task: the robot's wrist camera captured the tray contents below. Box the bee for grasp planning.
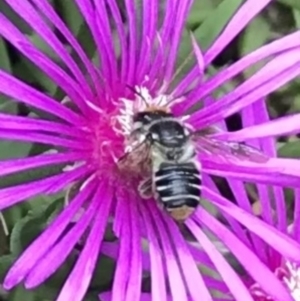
[121,88,269,221]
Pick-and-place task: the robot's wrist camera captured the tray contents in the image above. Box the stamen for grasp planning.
[86,99,103,114]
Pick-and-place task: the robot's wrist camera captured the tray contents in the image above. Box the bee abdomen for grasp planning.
[154,162,201,209]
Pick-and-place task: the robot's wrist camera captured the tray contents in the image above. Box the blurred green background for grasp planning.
[0,0,300,300]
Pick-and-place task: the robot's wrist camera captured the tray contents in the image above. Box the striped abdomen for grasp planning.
[154,161,201,210]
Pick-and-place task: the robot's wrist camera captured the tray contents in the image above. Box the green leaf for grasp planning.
[240,16,270,56]
[278,141,300,158]
[0,254,15,281]
[0,140,32,160]
[174,0,243,84]
[8,286,37,301]
[193,0,243,51]
[9,196,63,255]
[10,214,45,255]
[186,0,216,29]
[276,0,300,10]
[0,38,11,72]
[239,16,270,77]
[54,0,83,35]
[293,9,300,27]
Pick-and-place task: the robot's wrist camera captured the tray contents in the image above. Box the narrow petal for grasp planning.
[186,218,255,301]
[204,0,271,65]
[164,0,193,83]
[3,180,96,289]
[162,210,212,301]
[111,196,132,301]
[194,208,293,301]
[0,166,90,211]
[124,0,137,85]
[176,30,300,112]
[94,0,118,83]
[292,189,300,241]
[24,183,101,288]
[147,201,188,301]
[0,113,86,138]
[0,70,83,124]
[125,199,142,301]
[0,129,90,151]
[202,174,253,247]
[136,0,158,82]
[31,0,101,96]
[0,152,85,177]
[140,202,167,301]
[191,33,204,77]
[55,184,113,301]
[201,154,300,178]
[100,292,197,301]
[74,0,111,80]
[0,13,88,112]
[106,0,128,83]
[213,113,300,141]
[202,187,300,262]
[5,0,94,101]
[173,0,272,96]
[189,49,300,127]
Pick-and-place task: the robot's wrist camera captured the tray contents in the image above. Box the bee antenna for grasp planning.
[126,84,148,107]
[165,88,193,107]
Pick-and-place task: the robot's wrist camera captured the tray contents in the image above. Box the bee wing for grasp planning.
[193,130,269,164]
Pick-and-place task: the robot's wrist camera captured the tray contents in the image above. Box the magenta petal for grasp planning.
[191,33,204,76]
[140,203,167,301]
[0,152,84,177]
[0,113,86,138]
[0,70,83,124]
[24,183,101,288]
[124,200,142,301]
[186,219,254,301]
[5,0,93,102]
[0,166,89,210]
[147,201,188,301]
[111,197,132,301]
[174,0,272,96]
[55,185,113,301]
[0,13,88,113]
[202,187,300,262]
[3,179,96,289]
[191,49,300,127]
[213,113,300,141]
[176,31,300,112]
[204,0,272,65]
[194,208,293,301]
[162,212,212,301]
[31,0,101,96]
[100,292,197,301]
[0,129,90,150]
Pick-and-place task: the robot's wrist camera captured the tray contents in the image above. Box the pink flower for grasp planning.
[0,1,300,301]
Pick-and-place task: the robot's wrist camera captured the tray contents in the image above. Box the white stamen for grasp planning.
[63,161,85,172]
[0,212,9,236]
[86,100,103,114]
[283,261,300,301]
[80,174,96,191]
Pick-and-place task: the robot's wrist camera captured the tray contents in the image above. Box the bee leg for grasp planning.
[138,178,153,199]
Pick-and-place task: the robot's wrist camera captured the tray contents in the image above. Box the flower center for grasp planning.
[87,86,171,181]
[250,262,300,301]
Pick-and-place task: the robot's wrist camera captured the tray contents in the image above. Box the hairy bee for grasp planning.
[132,109,201,221]
[121,89,269,222]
